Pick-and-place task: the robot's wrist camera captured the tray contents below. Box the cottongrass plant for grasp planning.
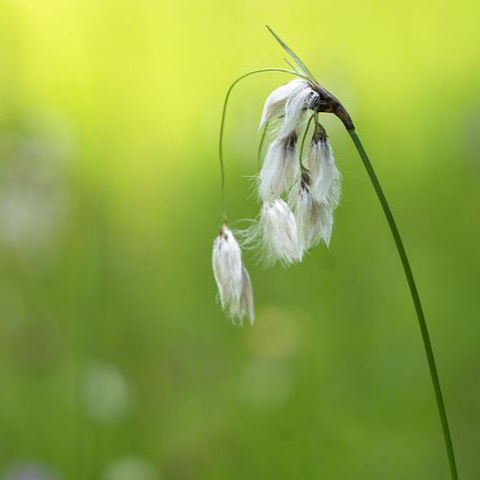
[211,26,459,478]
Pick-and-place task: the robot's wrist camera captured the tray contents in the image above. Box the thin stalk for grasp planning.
[298,112,316,168]
[219,68,309,222]
[257,121,269,169]
[348,130,458,480]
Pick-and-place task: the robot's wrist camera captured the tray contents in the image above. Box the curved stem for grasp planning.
[218,68,309,222]
[257,121,269,169]
[348,130,458,480]
[298,112,317,168]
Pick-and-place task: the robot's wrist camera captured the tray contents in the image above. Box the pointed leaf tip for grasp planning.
[265,26,316,82]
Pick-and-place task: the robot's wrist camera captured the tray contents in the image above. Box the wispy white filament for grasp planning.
[237,265,254,323]
[316,200,334,247]
[259,199,302,266]
[212,225,254,325]
[259,132,299,201]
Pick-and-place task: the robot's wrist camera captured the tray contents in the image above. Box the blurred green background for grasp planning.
[0,0,479,478]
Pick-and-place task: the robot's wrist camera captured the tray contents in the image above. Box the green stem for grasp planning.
[219,68,309,222]
[348,130,458,480]
[298,112,317,168]
[257,121,269,169]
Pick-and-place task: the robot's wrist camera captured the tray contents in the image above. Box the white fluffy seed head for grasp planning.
[281,86,319,136]
[307,125,342,211]
[259,199,303,266]
[290,171,333,251]
[259,79,319,135]
[303,129,341,248]
[212,225,254,325]
[259,79,309,130]
[259,132,299,201]
[212,225,243,305]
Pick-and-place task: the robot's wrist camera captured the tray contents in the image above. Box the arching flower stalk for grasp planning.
[211,25,459,480]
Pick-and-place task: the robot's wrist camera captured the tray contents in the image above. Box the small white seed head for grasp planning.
[259,131,299,201]
[259,199,303,266]
[290,170,334,250]
[212,225,254,325]
[259,78,319,136]
[282,85,319,136]
[308,129,342,207]
[259,79,309,130]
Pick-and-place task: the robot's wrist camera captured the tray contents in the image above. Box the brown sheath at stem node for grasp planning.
[310,84,355,131]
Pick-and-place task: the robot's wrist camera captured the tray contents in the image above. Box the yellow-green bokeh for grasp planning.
[0,0,479,478]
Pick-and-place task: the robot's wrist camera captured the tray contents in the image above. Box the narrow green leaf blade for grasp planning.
[266,25,316,81]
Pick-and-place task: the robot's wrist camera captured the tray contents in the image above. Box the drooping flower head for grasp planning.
[308,123,342,208]
[259,78,309,129]
[259,199,303,266]
[290,169,333,250]
[213,26,354,323]
[252,75,343,263]
[212,225,254,325]
[259,78,320,136]
[286,122,342,248]
[259,131,299,201]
